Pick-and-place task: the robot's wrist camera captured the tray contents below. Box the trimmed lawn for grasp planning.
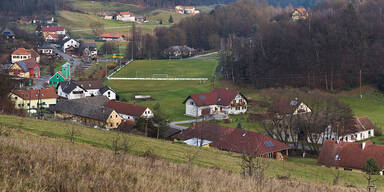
[0,114,382,187]
[112,59,218,78]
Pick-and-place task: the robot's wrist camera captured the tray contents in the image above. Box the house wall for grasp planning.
[185,98,198,116]
[68,86,86,99]
[11,54,31,63]
[293,103,312,115]
[49,72,66,87]
[119,113,135,121]
[54,112,105,128]
[116,15,135,22]
[227,94,247,115]
[39,49,53,54]
[9,64,29,78]
[339,129,374,142]
[102,90,116,100]
[11,94,57,109]
[85,89,100,97]
[105,110,122,129]
[141,108,154,118]
[63,39,80,52]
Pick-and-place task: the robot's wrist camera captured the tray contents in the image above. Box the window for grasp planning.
[115,115,117,118]
[27,103,30,106]
[242,106,246,110]
[108,92,111,97]
[368,131,371,135]
[110,115,112,118]
[232,100,236,103]
[190,101,194,105]
[23,56,27,59]
[18,104,21,107]
[110,123,112,127]
[14,97,17,100]
[345,137,348,141]
[239,99,243,103]
[236,107,240,110]
[56,75,59,78]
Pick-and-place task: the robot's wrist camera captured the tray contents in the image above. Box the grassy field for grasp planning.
[107,58,218,121]
[72,0,141,14]
[0,114,382,188]
[0,127,366,192]
[112,59,218,78]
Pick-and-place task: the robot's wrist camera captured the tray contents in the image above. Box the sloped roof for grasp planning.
[183,88,246,107]
[73,80,104,90]
[335,117,377,136]
[294,7,308,15]
[119,12,134,16]
[318,140,384,170]
[104,100,148,117]
[12,88,58,100]
[54,100,113,122]
[101,34,122,38]
[175,123,290,155]
[1,27,14,36]
[72,96,109,106]
[99,86,115,95]
[50,71,67,81]
[268,97,304,114]
[12,48,40,58]
[21,58,39,69]
[42,26,65,32]
[12,61,28,72]
[59,81,86,94]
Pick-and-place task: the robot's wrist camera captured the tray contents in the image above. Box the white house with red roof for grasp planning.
[42,26,66,37]
[183,88,248,118]
[101,34,124,41]
[104,100,153,121]
[11,48,40,63]
[116,12,135,22]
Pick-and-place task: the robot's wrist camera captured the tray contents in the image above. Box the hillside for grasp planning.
[0,114,383,189]
[1,128,363,192]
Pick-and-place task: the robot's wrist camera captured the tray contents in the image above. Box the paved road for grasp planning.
[51,45,83,73]
[33,74,50,89]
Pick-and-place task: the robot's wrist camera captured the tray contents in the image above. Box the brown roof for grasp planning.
[268,97,305,114]
[294,7,308,15]
[318,140,384,170]
[22,58,39,69]
[175,123,290,155]
[183,88,246,107]
[73,80,104,90]
[104,100,148,117]
[12,48,40,58]
[335,117,376,136]
[12,88,58,100]
[42,26,65,33]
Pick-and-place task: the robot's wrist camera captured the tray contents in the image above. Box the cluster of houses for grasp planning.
[7,48,41,80]
[102,11,147,23]
[175,5,200,15]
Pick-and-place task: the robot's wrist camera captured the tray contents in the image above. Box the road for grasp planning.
[71,24,169,32]
[169,114,227,130]
[51,45,83,73]
[33,74,50,89]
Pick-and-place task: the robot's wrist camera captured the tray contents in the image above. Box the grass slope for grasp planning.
[0,114,382,188]
[0,129,364,192]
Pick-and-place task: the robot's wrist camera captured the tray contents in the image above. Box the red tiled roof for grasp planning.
[104,100,148,117]
[42,26,65,33]
[295,7,308,15]
[22,58,39,69]
[101,34,122,38]
[318,140,384,170]
[335,117,376,136]
[119,12,133,16]
[268,97,304,114]
[12,48,40,58]
[12,88,58,100]
[175,123,290,155]
[183,88,245,107]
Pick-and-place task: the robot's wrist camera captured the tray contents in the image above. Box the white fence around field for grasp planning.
[106,59,133,79]
[107,77,208,81]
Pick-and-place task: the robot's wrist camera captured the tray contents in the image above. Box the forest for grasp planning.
[126,0,384,90]
[0,0,69,16]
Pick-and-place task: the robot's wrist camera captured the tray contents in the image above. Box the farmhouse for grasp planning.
[318,140,384,175]
[41,26,66,39]
[80,42,98,57]
[104,100,153,121]
[101,34,124,41]
[183,88,248,118]
[8,58,40,79]
[61,38,80,53]
[268,97,311,116]
[292,7,309,21]
[175,123,291,158]
[11,48,40,63]
[319,117,376,143]
[57,81,87,100]
[54,99,122,129]
[74,80,104,97]
[116,11,135,22]
[175,5,199,15]
[48,62,70,87]
[10,88,58,110]
[99,86,118,100]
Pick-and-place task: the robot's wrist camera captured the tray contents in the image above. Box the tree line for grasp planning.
[0,0,70,16]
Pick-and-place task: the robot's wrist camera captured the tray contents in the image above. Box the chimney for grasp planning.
[362,142,366,150]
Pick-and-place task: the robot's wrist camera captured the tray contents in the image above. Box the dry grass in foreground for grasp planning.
[0,130,367,192]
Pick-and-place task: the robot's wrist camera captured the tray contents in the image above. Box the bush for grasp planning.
[374,126,382,136]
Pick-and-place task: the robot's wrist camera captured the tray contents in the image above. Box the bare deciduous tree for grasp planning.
[66,124,80,144]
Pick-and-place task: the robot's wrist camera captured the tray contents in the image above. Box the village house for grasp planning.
[79,42,98,57]
[57,81,87,99]
[75,80,104,97]
[116,12,135,22]
[183,88,248,118]
[10,88,58,110]
[104,100,153,121]
[54,99,122,129]
[101,34,124,41]
[135,16,147,23]
[175,123,291,158]
[48,62,70,87]
[268,97,311,116]
[1,27,15,39]
[99,86,118,100]
[292,7,309,21]
[41,26,66,39]
[162,45,196,58]
[17,17,32,24]
[11,48,40,63]
[8,58,40,79]
[37,44,54,55]
[61,38,80,53]
[318,140,384,175]
[317,117,376,143]
[175,5,199,15]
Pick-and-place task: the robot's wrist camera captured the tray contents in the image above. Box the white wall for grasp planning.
[141,108,154,118]
[85,89,100,97]
[119,113,135,121]
[227,94,247,115]
[293,102,312,115]
[68,87,86,100]
[62,39,80,52]
[185,98,198,117]
[102,90,116,100]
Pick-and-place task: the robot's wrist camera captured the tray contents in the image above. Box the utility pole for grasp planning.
[145,118,148,137]
[360,69,362,99]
